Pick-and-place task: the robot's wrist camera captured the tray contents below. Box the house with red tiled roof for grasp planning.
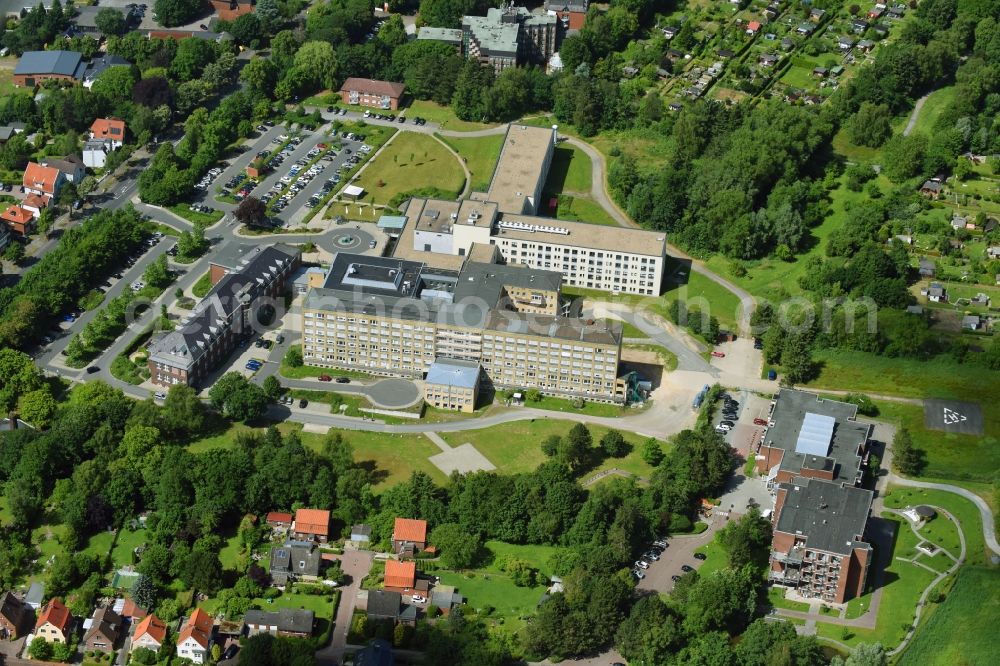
[292,508,331,543]
[22,162,64,200]
[266,511,293,530]
[339,78,406,110]
[176,608,213,664]
[89,118,126,149]
[35,598,72,643]
[383,559,417,594]
[392,518,428,556]
[211,0,255,21]
[131,614,167,654]
[2,205,35,235]
[746,20,762,34]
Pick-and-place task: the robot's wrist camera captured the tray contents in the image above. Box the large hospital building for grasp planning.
[301,123,666,404]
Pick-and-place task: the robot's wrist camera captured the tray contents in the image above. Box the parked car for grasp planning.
[644,551,660,561]
[671,575,682,582]
[412,594,427,604]
[86,366,100,374]
[715,424,732,433]
[681,565,694,572]
[694,553,707,561]
[335,377,350,384]
[318,374,332,382]
[632,569,645,580]
[154,392,166,400]
[634,560,649,570]
[299,398,308,408]
[711,351,726,358]
[753,417,768,426]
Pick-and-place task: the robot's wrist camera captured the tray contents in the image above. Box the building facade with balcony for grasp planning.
[756,390,875,604]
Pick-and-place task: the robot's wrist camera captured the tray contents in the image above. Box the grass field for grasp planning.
[439,420,661,478]
[905,85,958,138]
[168,204,224,226]
[816,514,938,650]
[896,566,1000,666]
[662,269,744,332]
[883,486,989,566]
[439,134,504,191]
[544,144,593,194]
[767,586,811,612]
[192,271,213,298]
[404,100,499,132]
[803,350,1000,484]
[354,132,466,205]
[110,528,147,570]
[553,194,619,226]
[692,537,728,579]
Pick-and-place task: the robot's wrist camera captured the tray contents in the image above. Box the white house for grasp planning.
[83,139,111,169]
[176,608,212,664]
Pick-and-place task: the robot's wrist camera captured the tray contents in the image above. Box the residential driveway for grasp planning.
[636,519,724,594]
[317,549,374,665]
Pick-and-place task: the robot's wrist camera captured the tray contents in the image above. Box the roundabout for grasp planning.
[324,226,374,253]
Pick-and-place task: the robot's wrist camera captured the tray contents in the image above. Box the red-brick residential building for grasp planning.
[83,607,124,653]
[338,78,406,110]
[2,205,35,235]
[292,508,331,543]
[383,560,417,594]
[13,51,85,87]
[546,1,588,30]
[0,592,31,639]
[391,518,428,556]
[755,390,874,604]
[266,512,293,530]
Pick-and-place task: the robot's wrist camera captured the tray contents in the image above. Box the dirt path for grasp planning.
[904,93,931,136]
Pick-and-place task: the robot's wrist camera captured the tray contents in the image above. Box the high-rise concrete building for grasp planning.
[302,253,625,402]
[392,124,668,296]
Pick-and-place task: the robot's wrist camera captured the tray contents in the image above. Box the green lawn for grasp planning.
[218,529,243,571]
[815,513,939,650]
[201,590,337,621]
[662,268,744,332]
[436,569,546,628]
[438,420,661,477]
[439,134,504,191]
[767,586,811,613]
[82,530,117,562]
[905,85,958,138]
[192,271,213,298]
[404,100,500,132]
[883,486,989,566]
[354,132,465,205]
[167,204,224,226]
[896,566,1000,666]
[0,62,19,98]
[553,194,619,226]
[280,346,373,380]
[804,352,1000,484]
[482,541,565,575]
[692,537,729,579]
[110,528,147,570]
[543,144,592,194]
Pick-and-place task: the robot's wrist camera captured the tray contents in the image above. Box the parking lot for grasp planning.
[635,521,723,594]
[713,389,774,460]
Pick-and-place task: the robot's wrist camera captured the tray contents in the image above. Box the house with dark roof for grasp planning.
[353,638,396,666]
[920,180,943,199]
[351,524,372,543]
[430,585,464,614]
[918,258,936,277]
[366,590,402,623]
[14,51,86,86]
[0,591,31,639]
[82,55,132,89]
[83,607,124,653]
[147,243,300,387]
[269,542,322,585]
[339,78,406,111]
[244,608,314,638]
[42,156,85,184]
[757,390,876,604]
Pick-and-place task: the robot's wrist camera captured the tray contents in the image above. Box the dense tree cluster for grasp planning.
[0,207,147,351]
[1,2,70,54]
